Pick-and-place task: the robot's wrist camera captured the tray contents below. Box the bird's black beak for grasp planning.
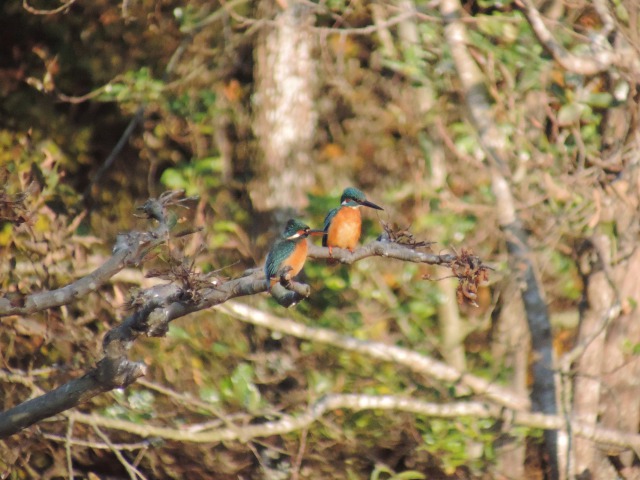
[307,229,325,236]
[360,200,384,211]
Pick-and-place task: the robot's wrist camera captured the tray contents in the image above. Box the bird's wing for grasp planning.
[265,239,296,279]
[322,207,339,247]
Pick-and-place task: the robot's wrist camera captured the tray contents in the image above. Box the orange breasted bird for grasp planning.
[322,187,384,255]
[265,219,323,288]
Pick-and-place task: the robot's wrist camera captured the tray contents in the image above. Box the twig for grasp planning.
[0,370,44,395]
[84,106,145,203]
[290,426,308,480]
[42,432,152,451]
[92,424,147,480]
[65,418,74,480]
[0,216,164,317]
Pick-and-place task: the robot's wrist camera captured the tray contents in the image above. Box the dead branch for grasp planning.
[61,393,640,451]
[217,301,528,411]
[1,245,138,317]
[0,357,146,438]
[0,192,184,317]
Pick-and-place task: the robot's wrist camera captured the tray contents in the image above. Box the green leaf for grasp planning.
[161,168,189,190]
[585,92,613,108]
[228,363,262,412]
[370,464,395,480]
[393,472,426,480]
[557,102,585,126]
[199,386,220,404]
[167,325,191,340]
[194,156,222,174]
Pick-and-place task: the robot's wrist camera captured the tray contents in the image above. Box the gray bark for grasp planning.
[251,1,317,221]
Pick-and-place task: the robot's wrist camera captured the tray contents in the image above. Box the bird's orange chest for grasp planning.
[327,207,362,250]
[281,239,308,277]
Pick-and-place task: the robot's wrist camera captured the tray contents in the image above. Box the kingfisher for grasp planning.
[265,219,323,289]
[322,187,384,256]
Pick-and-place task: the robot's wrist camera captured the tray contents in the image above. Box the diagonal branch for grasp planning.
[0,191,197,319]
[217,301,528,411]
[0,357,146,438]
[0,209,172,318]
[1,239,142,317]
[517,0,640,75]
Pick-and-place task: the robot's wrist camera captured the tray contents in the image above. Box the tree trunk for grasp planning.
[571,235,616,478]
[597,248,640,479]
[491,281,529,480]
[251,0,317,229]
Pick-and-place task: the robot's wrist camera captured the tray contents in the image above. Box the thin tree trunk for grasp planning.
[491,282,529,479]
[597,248,640,479]
[439,0,559,475]
[251,0,317,227]
[571,235,615,478]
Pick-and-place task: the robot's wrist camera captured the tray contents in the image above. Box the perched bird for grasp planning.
[322,187,384,255]
[265,219,323,289]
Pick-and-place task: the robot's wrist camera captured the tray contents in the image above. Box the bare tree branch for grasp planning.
[91,424,147,480]
[0,211,169,318]
[308,240,456,265]
[1,243,136,317]
[0,358,146,438]
[217,301,528,411]
[60,393,640,451]
[42,433,153,451]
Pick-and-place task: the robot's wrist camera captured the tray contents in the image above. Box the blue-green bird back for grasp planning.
[265,239,297,279]
[322,207,340,247]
